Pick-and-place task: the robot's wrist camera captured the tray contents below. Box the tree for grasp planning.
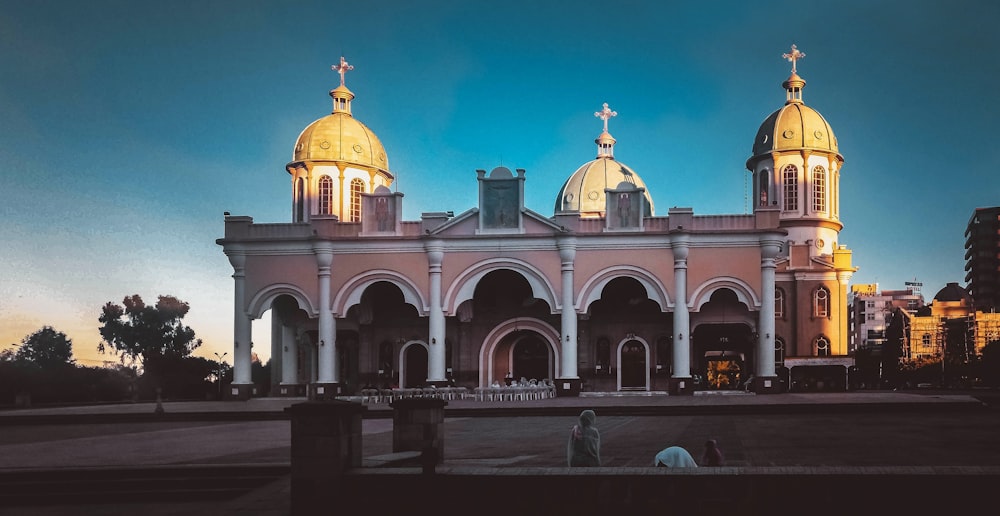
[99,295,203,398]
[11,327,75,369]
[98,294,202,367]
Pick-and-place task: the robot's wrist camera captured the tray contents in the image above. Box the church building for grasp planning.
[217,47,856,398]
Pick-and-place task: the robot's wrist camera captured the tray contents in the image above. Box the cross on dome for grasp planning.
[782,44,805,74]
[332,56,354,87]
[595,103,617,133]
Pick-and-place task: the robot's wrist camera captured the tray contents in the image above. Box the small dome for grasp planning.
[555,158,654,217]
[292,113,389,173]
[933,282,971,303]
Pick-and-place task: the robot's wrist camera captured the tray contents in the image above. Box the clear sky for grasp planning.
[2,0,998,367]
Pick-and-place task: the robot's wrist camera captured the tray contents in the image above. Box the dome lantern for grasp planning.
[594,102,617,158]
[331,56,355,115]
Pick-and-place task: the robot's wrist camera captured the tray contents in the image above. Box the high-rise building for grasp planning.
[965,207,1000,312]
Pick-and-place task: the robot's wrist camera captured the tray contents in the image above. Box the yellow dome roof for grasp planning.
[289,59,391,176]
[555,158,654,216]
[748,68,842,167]
[292,112,389,172]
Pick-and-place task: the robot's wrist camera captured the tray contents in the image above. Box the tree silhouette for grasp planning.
[98,294,201,367]
[10,327,75,369]
[99,295,203,398]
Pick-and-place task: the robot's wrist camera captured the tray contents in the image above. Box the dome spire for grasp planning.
[330,56,355,115]
[781,44,807,105]
[594,102,617,159]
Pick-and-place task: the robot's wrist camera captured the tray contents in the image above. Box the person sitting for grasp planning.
[701,439,724,466]
[653,446,698,467]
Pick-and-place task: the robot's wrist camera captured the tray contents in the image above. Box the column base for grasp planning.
[555,378,583,397]
[668,377,694,396]
[751,376,783,394]
[278,383,306,397]
[227,383,255,400]
[309,382,342,401]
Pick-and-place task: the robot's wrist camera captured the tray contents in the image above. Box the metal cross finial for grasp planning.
[595,103,617,133]
[332,56,354,86]
[782,44,805,74]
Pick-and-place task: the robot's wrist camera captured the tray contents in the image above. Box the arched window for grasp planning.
[782,165,798,211]
[349,178,364,222]
[812,165,826,213]
[814,287,830,318]
[759,170,769,206]
[318,175,334,215]
[775,337,785,367]
[295,178,305,222]
[816,336,831,356]
[775,288,785,319]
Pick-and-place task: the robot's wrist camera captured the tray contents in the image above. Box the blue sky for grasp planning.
[2,0,998,366]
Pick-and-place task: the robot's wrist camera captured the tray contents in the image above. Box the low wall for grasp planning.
[323,466,1000,514]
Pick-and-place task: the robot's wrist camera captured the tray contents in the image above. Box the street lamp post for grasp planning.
[214,352,228,398]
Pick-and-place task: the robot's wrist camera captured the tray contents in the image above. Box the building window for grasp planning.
[775,288,785,319]
[816,336,831,356]
[814,287,830,318]
[759,170,769,206]
[318,175,334,215]
[775,337,785,367]
[812,165,826,212]
[866,301,875,309]
[782,165,798,211]
[867,313,875,321]
[295,178,305,222]
[349,178,364,222]
[922,334,932,348]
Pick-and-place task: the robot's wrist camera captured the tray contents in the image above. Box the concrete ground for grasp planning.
[1,390,999,515]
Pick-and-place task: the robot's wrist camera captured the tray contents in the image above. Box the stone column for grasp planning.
[228,251,253,400]
[426,240,446,383]
[314,242,339,399]
[557,237,580,395]
[280,324,299,395]
[754,235,782,394]
[670,235,692,395]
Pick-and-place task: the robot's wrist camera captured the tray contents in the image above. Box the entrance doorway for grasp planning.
[512,335,550,381]
[403,344,428,388]
[620,340,647,389]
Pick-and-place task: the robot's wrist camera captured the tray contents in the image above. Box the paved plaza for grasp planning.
[1,390,999,515]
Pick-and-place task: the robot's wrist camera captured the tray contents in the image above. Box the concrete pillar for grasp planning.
[670,236,692,395]
[390,397,447,466]
[280,324,299,395]
[557,237,580,396]
[426,240,446,383]
[754,235,783,394]
[228,252,254,399]
[314,242,339,399]
[286,400,366,515]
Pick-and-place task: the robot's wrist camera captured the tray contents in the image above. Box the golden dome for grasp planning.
[747,72,842,167]
[292,112,389,172]
[288,59,390,176]
[555,158,655,217]
[556,103,654,217]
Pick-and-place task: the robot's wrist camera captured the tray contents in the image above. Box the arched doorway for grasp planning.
[403,344,428,388]
[512,334,550,381]
[619,339,648,390]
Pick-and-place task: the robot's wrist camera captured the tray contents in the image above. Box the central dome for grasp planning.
[554,103,654,217]
[555,158,654,216]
